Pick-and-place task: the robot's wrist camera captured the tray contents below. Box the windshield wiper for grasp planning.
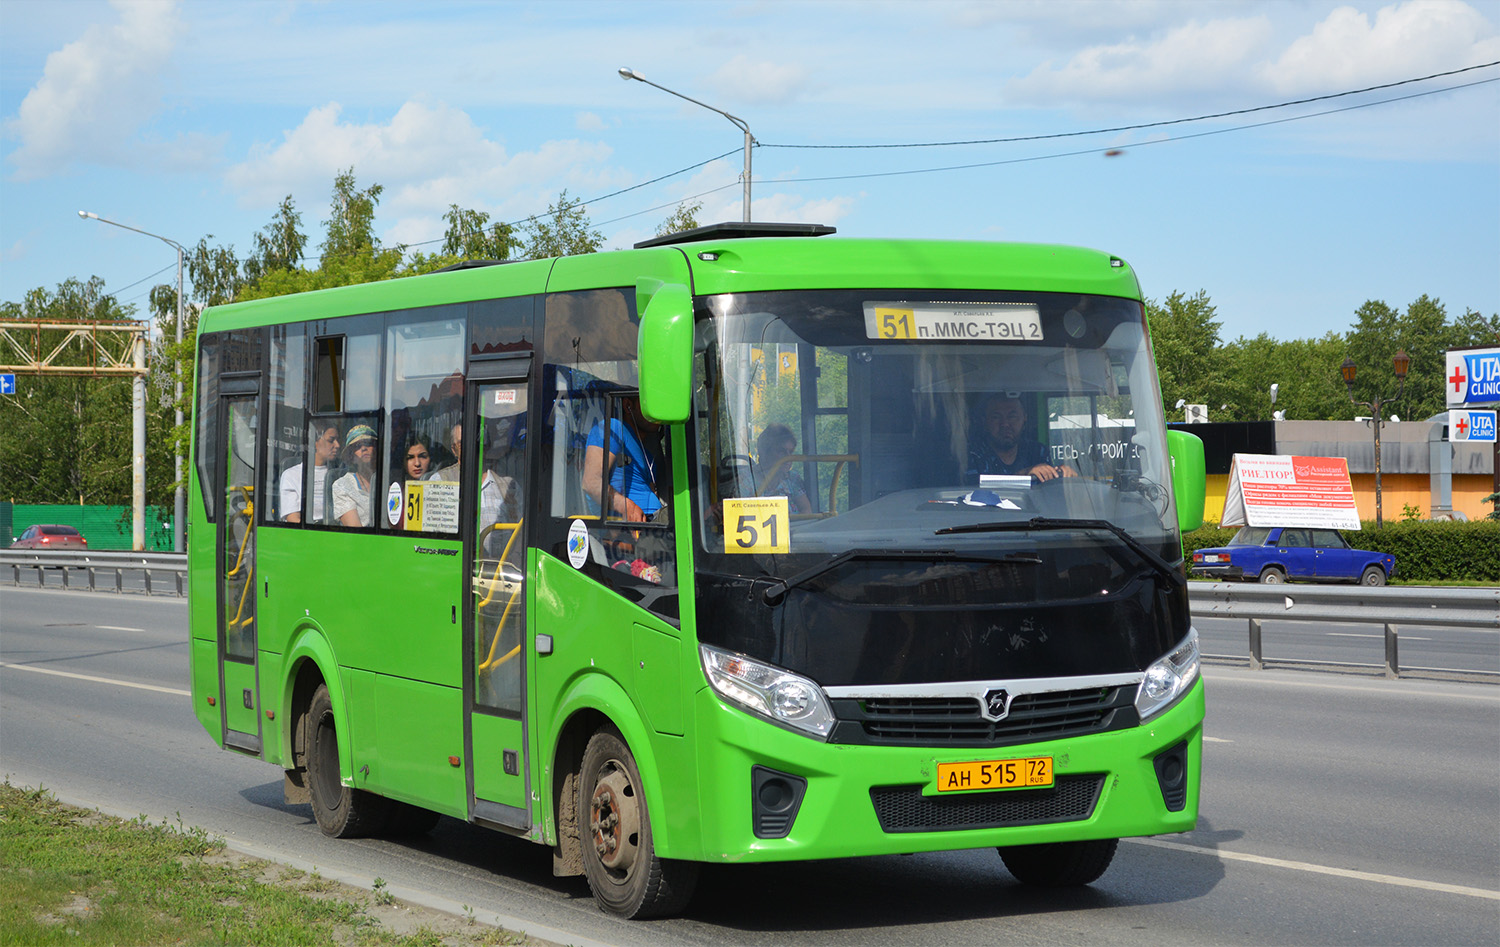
[761,548,1039,607]
[934,516,1185,589]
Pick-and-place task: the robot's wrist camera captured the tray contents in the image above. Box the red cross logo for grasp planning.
[1449,364,1467,394]
[1456,416,1469,437]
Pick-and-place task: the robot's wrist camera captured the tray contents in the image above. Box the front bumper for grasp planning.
[677,677,1204,862]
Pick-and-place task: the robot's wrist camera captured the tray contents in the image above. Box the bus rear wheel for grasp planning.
[306,683,389,838]
[999,838,1118,887]
[578,727,697,918]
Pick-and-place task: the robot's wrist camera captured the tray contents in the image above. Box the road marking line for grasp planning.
[1203,736,1232,743]
[96,625,145,632]
[1132,837,1500,901]
[0,661,189,697]
[1325,632,1431,641]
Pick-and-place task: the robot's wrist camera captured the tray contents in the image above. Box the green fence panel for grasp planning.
[5,504,175,551]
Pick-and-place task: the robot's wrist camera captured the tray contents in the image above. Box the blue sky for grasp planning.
[2,0,1497,341]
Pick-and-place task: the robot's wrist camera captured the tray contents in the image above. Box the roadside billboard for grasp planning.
[1220,453,1361,530]
[1445,347,1500,407]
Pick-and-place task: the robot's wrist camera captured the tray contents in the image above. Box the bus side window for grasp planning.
[384,310,465,533]
[264,324,307,523]
[542,289,677,616]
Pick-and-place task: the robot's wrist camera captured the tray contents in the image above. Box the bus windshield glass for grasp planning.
[693,288,1181,576]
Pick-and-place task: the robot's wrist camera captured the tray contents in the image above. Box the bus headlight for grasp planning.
[1135,628,1201,722]
[700,645,835,740]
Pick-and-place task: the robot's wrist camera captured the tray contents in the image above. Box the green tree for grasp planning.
[655,200,703,238]
[440,204,517,260]
[243,195,308,285]
[520,190,603,259]
[320,167,386,267]
[1146,290,1224,417]
[1344,295,1456,421]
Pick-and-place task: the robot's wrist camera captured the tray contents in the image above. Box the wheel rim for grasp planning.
[1263,570,1282,584]
[589,760,642,879]
[311,711,343,812]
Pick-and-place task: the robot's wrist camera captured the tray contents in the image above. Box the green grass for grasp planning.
[0,782,536,946]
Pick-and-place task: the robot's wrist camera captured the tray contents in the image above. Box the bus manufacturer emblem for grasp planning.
[982,689,1011,721]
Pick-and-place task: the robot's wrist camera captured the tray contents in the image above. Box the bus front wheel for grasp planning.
[578,727,698,918]
[306,683,389,838]
[999,838,1118,887]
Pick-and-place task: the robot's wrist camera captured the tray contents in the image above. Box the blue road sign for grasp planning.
[0,373,15,395]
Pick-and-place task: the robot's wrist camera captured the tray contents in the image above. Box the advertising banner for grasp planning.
[1221,454,1360,530]
[1445,347,1500,407]
[1449,409,1497,443]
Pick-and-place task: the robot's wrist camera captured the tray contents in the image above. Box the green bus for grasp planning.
[189,223,1207,918]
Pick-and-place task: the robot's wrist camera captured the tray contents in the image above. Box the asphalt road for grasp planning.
[2,585,1498,946]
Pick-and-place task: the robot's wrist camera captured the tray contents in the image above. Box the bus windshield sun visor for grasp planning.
[760,548,1042,607]
[934,517,1185,590]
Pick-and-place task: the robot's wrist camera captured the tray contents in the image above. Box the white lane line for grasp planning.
[0,660,189,697]
[96,625,146,632]
[1133,837,1500,901]
[1325,632,1431,641]
[1203,736,1233,743]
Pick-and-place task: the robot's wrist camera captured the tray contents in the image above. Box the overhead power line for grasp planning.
[759,60,1500,151]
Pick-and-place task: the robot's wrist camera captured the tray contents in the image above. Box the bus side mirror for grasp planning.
[637,281,693,424]
[1167,429,1206,533]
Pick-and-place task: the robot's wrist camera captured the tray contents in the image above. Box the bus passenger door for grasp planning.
[464,363,532,828]
[217,378,262,754]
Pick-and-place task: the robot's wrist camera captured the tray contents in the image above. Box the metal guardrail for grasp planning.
[1,550,187,596]
[1188,582,1500,678]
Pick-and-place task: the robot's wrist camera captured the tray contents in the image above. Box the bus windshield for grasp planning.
[693,288,1180,573]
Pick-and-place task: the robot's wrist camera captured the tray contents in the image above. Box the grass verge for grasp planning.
[0,781,539,946]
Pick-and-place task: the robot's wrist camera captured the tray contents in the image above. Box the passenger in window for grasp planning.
[403,435,433,481]
[751,423,813,514]
[430,424,463,482]
[280,420,340,522]
[583,394,664,523]
[967,394,1075,482]
[332,424,378,527]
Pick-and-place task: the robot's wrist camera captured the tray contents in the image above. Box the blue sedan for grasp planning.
[1191,527,1396,586]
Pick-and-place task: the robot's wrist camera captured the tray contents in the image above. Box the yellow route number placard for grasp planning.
[723,497,790,554]
[874,307,917,339]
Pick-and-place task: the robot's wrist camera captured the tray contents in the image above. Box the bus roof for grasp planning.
[197,237,1141,333]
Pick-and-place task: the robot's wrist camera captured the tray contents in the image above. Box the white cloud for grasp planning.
[226,99,631,248]
[706,54,813,106]
[575,112,609,131]
[5,0,187,180]
[1003,1,1499,109]
[1259,1,1500,92]
[1005,15,1276,106]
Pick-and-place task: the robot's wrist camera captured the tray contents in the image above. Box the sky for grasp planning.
[2,0,1497,342]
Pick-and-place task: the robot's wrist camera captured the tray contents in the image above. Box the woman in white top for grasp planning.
[332,424,378,527]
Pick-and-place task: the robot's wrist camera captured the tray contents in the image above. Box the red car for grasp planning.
[12,524,89,551]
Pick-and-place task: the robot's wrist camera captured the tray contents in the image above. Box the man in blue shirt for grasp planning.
[967,394,1074,482]
[583,395,664,522]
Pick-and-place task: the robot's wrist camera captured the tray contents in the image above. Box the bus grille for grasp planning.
[870,774,1104,833]
[832,686,1135,747]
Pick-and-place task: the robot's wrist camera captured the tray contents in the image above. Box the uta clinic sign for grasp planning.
[1445,347,1500,407]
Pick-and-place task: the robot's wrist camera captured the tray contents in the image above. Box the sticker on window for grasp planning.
[567,519,590,568]
[863,302,1043,342]
[724,497,790,554]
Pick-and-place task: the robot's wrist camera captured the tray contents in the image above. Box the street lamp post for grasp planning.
[1341,350,1411,528]
[618,67,755,222]
[79,211,187,553]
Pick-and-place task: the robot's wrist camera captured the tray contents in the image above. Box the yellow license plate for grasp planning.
[935,756,1053,793]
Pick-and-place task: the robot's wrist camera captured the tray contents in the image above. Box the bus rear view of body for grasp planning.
[188,226,1206,919]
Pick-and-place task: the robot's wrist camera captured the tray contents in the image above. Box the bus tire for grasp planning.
[306,683,389,838]
[1360,566,1387,587]
[578,726,697,918]
[1258,566,1286,585]
[999,838,1118,887]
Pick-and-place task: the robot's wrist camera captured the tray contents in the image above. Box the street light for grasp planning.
[619,67,755,222]
[79,210,186,553]
[1341,350,1410,527]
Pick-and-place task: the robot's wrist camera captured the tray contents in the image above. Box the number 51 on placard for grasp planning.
[723,497,790,554]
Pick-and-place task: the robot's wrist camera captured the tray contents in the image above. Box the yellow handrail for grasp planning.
[758,454,859,514]
[476,519,525,672]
